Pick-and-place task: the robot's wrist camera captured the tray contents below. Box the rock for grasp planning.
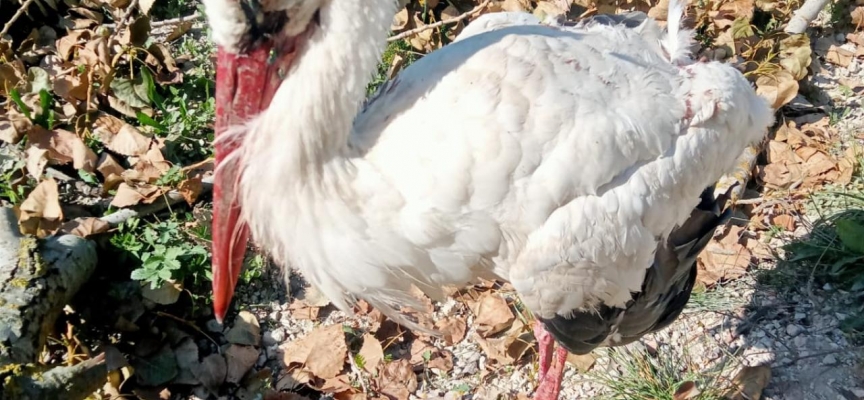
[205,319,223,333]
[823,283,833,291]
[793,336,807,348]
[794,312,806,321]
[786,324,802,336]
[262,328,286,346]
[822,354,837,365]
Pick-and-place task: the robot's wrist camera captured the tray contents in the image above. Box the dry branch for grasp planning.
[0,208,97,365]
[388,0,492,42]
[1,0,37,37]
[103,12,201,29]
[0,353,109,400]
[784,0,831,34]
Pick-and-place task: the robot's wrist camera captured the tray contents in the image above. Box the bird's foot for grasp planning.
[534,345,568,400]
[534,321,555,382]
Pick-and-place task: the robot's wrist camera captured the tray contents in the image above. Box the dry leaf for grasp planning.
[726,365,771,400]
[0,113,32,144]
[825,45,854,67]
[565,352,596,372]
[673,381,701,400]
[16,178,63,238]
[281,324,347,380]
[852,7,864,27]
[287,299,320,320]
[178,177,203,205]
[377,359,418,400]
[408,339,452,372]
[92,112,153,156]
[474,318,532,366]
[97,153,126,179]
[226,311,261,346]
[696,227,752,286]
[470,292,515,338]
[357,333,383,374]
[756,70,799,109]
[225,345,260,384]
[126,147,171,183]
[59,217,110,238]
[770,214,795,231]
[26,146,49,179]
[435,316,467,345]
[110,183,162,208]
[27,127,97,172]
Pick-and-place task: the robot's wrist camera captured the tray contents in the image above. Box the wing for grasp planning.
[332,14,772,326]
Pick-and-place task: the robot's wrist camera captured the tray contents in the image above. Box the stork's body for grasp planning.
[203,1,774,398]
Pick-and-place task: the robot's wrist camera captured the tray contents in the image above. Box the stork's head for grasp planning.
[204,0,324,323]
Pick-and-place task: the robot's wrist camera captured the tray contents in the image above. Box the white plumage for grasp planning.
[203,1,774,397]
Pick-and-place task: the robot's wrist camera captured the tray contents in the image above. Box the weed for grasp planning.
[589,343,737,400]
[367,40,420,95]
[110,215,211,290]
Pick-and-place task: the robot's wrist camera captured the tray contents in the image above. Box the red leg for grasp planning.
[534,346,567,400]
[534,321,554,382]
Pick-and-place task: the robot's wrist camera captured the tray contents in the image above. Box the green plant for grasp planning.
[110,216,210,290]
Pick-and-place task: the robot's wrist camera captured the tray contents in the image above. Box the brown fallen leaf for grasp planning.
[282,324,347,380]
[770,214,796,231]
[178,177,203,205]
[725,365,771,400]
[470,292,515,338]
[673,381,701,400]
[141,280,183,305]
[357,333,383,374]
[26,146,49,179]
[59,217,110,238]
[92,112,153,156]
[97,153,126,178]
[226,311,261,346]
[755,70,798,110]
[565,352,596,372]
[287,299,320,320]
[110,183,162,208]
[435,316,467,346]
[126,147,172,183]
[225,344,260,384]
[407,339,452,372]
[696,227,753,286]
[0,112,31,144]
[16,178,64,238]
[825,45,854,67]
[474,318,532,366]
[27,126,97,172]
[376,359,418,400]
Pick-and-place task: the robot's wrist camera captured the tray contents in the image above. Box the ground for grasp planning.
[0,0,863,399]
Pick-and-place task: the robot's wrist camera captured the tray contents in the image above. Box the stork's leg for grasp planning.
[533,321,555,382]
[534,346,568,400]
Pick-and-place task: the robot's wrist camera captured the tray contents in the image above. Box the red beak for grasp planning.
[211,40,297,323]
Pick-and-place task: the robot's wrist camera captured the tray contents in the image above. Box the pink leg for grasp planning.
[534,321,555,382]
[534,346,567,400]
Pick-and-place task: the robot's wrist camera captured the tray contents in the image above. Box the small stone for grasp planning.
[823,283,833,291]
[822,354,837,365]
[786,324,802,336]
[256,350,267,367]
[793,336,807,348]
[206,319,224,333]
[266,344,280,360]
[850,388,864,397]
[262,328,286,347]
[794,312,806,321]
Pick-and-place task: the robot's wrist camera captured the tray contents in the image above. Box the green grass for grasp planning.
[589,344,738,400]
[686,284,748,312]
[367,39,420,96]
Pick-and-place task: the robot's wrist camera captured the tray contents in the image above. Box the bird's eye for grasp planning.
[237,0,290,52]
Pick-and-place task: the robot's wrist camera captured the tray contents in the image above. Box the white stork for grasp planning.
[201,0,774,398]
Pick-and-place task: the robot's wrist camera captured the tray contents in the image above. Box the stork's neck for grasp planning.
[253,0,396,174]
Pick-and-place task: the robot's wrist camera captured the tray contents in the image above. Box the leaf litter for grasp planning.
[2,0,863,398]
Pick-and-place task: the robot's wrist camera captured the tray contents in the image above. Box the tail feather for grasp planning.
[539,186,732,354]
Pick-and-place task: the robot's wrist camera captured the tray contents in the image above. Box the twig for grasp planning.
[388,0,492,42]
[734,197,764,205]
[103,12,200,29]
[784,0,831,34]
[98,176,214,227]
[108,0,141,42]
[0,0,37,38]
